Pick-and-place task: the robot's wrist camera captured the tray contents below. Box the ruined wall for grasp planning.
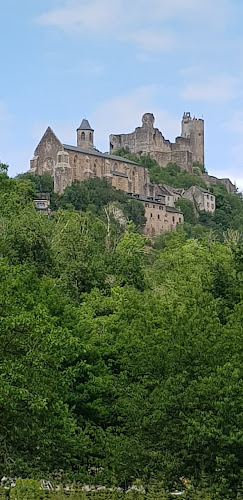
[110,113,194,172]
[202,173,236,194]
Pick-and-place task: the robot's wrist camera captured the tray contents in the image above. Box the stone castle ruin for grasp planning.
[110,112,204,172]
[29,111,235,236]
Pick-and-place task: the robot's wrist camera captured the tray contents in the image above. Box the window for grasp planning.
[172,216,175,223]
[207,194,209,199]
[89,132,92,141]
[211,196,213,201]
[207,202,209,208]
[145,203,149,208]
[158,214,160,220]
[211,204,214,209]
[159,206,162,210]
[179,217,182,223]
[153,204,155,209]
[150,213,153,218]
[81,131,85,140]
[198,133,202,136]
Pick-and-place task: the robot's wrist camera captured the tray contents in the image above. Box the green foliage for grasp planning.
[58,178,146,232]
[175,198,197,224]
[149,162,207,189]
[1,171,243,498]
[16,172,54,194]
[193,161,207,174]
[113,149,207,190]
[0,161,9,174]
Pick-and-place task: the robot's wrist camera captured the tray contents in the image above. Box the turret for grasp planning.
[181,112,204,166]
[77,118,94,150]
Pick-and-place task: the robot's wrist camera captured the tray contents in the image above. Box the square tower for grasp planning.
[181,112,204,166]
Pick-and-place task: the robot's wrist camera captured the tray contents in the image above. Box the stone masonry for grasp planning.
[109,112,204,171]
[29,121,151,197]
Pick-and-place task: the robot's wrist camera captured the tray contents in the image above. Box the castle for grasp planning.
[110,112,204,171]
[29,112,234,236]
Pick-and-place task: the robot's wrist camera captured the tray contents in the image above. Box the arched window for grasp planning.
[81,131,85,140]
[89,132,92,141]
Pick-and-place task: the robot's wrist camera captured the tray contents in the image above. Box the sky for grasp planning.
[1,0,243,188]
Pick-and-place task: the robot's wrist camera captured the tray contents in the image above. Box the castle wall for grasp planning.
[202,173,236,194]
[110,113,194,172]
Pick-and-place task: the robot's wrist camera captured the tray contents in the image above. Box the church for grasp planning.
[29,118,152,197]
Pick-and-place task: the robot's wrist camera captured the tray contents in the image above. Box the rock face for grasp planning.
[110,112,204,172]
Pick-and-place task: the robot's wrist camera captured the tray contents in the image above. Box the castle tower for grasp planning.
[77,119,94,150]
[181,112,204,166]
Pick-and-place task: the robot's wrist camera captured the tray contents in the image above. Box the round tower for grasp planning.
[77,118,94,150]
[181,112,204,166]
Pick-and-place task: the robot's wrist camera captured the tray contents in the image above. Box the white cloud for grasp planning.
[38,0,123,33]
[37,0,231,52]
[122,30,176,52]
[181,75,239,102]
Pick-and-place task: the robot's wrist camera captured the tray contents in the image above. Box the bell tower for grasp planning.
[77,118,94,150]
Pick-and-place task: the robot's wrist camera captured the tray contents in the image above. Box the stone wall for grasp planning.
[110,113,197,172]
[29,127,151,195]
[143,199,183,236]
[181,112,204,165]
[202,173,236,194]
[30,127,64,177]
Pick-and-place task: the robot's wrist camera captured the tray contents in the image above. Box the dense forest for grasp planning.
[1,162,243,499]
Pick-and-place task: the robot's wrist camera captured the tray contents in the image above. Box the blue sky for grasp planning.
[1,0,243,188]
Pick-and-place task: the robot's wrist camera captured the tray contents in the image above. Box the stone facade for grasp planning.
[183,186,215,213]
[109,112,204,172]
[136,196,183,237]
[29,122,151,196]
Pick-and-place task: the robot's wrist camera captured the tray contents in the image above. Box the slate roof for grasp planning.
[63,144,143,167]
[77,119,94,131]
[132,194,183,213]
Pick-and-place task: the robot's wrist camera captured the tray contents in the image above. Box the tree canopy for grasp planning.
[0,165,243,498]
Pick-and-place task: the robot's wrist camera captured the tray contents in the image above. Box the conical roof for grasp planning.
[77,118,94,131]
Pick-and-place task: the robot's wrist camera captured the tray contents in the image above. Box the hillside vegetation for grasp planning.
[0,164,243,498]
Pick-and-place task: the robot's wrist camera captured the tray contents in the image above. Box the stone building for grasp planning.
[154,184,181,207]
[183,186,215,213]
[109,112,204,172]
[133,195,184,237]
[33,192,50,214]
[29,120,151,196]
